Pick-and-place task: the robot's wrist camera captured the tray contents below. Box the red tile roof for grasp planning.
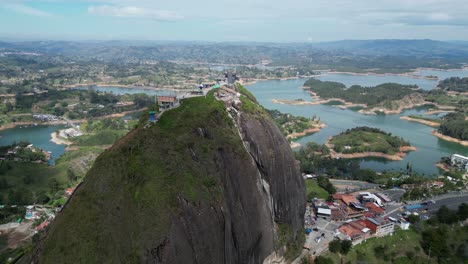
[35,220,50,231]
[157,96,177,103]
[365,202,385,214]
[341,195,359,206]
[65,187,76,196]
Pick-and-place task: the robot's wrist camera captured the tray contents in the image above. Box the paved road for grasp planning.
[386,192,468,220]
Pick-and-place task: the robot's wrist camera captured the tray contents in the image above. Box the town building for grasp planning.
[399,220,410,230]
[375,193,391,203]
[364,202,385,216]
[316,206,331,219]
[451,154,468,171]
[157,96,178,110]
[363,218,395,237]
[336,219,371,245]
[332,194,368,219]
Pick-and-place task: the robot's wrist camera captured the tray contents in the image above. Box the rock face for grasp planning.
[35,90,305,264]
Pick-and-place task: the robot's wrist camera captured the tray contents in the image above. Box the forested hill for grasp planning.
[303,78,418,106]
[438,77,468,92]
[438,112,468,141]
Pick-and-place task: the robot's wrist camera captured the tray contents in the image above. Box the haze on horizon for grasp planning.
[1,0,468,42]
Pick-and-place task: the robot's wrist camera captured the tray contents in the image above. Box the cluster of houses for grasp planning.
[24,205,57,233]
[312,192,405,245]
[0,143,49,162]
[33,114,59,122]
[58,128,82,138]
[451,154,468,172]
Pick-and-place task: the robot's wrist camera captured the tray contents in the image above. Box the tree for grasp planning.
[386,178,394,188]
[374,245,388,259]
[407,214,420,224]
[457,203,468,221]
[421,227,449,259]
[437,205,459,224]
[48,178,60,194]
[340,240,352,255]
[314,256,334,264]
[329,239,341,253]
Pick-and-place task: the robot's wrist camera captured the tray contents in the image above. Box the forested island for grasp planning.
[266,109,324,141]
[326,127,415,160]
[438,77,468,93]
[302,79,427,114]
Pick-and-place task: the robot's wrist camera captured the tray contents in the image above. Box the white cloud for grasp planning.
[3,3,57,18]
[88,5,182,21]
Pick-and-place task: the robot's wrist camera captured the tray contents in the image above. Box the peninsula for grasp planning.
[399,115,441,127]
[266,109,325,140]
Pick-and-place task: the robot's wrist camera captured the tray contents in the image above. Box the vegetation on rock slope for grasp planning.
[38,89,305,263]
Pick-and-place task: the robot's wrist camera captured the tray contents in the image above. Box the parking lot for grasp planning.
[303,205,340,256]
[385,192,468,221]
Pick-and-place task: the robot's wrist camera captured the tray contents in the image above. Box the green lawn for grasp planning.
[305,179,328,200]
[325,228,434,264]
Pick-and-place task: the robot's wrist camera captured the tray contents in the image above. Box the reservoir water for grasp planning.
[315,68,468,90]
[0,125,66,161]
[2,70,467,174]
[244,78,468,176]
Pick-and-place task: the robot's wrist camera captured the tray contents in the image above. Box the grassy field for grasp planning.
[324,229,435,264]
[305,179,329,200]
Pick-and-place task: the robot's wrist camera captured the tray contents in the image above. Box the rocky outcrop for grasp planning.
[35,90,305,264]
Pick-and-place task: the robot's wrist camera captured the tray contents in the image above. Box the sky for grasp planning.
[1,0,468,42]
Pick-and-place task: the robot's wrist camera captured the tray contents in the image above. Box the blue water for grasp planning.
[413,69,468,79]
[313,68,468,90]
[3,69,467,174]
[316,73,437,90]
[245,78,468,176]
[0,125,67,161]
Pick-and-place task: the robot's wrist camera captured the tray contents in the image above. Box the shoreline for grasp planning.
[0,108,147,132]
[328,147,416,161]
[424,109,456,115]
[432,130,468,146]
[290,142,301,149]
[400,116,440,127]
[286,124,326,139]
[326,137,416,161]
[330,151,404,161]
[0,120,68,131]
[50,131,73,146]
[435,163,451,172]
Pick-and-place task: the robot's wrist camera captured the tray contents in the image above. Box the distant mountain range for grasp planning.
[1,39,468,68]
[308,39,468,57]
